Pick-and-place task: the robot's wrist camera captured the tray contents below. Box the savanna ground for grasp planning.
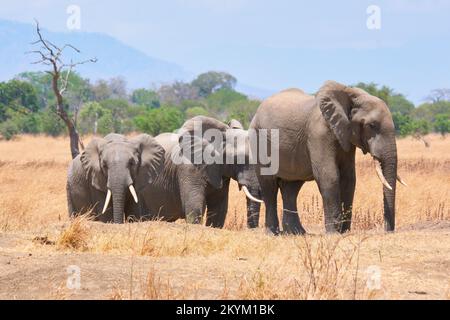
[0,134,449,300]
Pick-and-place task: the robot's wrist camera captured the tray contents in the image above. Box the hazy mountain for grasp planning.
[0,19,189,88]
[0,19,274,99]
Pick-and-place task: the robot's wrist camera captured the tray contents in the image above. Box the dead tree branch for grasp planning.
[27,20,97,159]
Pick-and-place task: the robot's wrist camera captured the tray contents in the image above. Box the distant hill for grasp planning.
[0,19,189,88]
[0,19,274,99]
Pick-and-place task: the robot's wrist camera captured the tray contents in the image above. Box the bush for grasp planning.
[0,120,19,140]
[40,108,66,137]
[434,114,450,135]
[134,106,185,136]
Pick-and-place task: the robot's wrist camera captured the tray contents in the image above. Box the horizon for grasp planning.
[1,1,450,105]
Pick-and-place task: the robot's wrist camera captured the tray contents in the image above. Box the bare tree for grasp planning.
[27,20,97,159]
[426,88,450,103]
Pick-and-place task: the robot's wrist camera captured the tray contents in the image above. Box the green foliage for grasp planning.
[0,79,39,121]
[434,114,450,135]
[2,73,449,139]
[185,106,209,119]
[206,89,247,115]
[0,120,19,140]
[191,71,237,98]
[99,99,134,133]
[79,102,114,135]
[131,88,160,109]
[134,106,184,136]
[355,82,450,135]
[393,113,431,137]
[40,108,66,137]
[226,99,260,129]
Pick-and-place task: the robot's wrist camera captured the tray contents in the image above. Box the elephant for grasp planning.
[140,116,263,228]
[250,81,406,235]
[67,133,165,223]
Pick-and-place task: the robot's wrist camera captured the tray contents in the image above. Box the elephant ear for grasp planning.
[80,138,107,191]
[316,81,355,152]
[177,132,224,190]
[131,134,166,191]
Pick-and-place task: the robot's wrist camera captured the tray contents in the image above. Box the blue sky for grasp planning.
[1,0,450,104]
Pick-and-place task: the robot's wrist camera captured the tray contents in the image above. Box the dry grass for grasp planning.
[0,134,449,300]
[56,215,91,251]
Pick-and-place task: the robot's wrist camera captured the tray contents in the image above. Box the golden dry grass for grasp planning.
[0,134,449,300]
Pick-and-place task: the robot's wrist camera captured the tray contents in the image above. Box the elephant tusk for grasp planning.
[129,185,138,204]
[397,175,408,187]
[102,189,112,214]
[242,186,264,203]
[374,159,393,191]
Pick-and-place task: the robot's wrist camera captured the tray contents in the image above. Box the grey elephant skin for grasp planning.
[251,81,400,235]
[140,116,262,228]
[67,133,165,223]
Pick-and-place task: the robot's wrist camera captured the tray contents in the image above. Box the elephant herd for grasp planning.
[67,80,405,235]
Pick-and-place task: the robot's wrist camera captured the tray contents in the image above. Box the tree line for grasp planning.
[0,71,449,140]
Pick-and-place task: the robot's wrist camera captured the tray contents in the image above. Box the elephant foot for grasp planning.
[264,226,281,236]
[282,209,306,235]
[186,211,202,224]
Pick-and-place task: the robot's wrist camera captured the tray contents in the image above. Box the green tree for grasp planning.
[227,99,260,128]
[191,71,237,97]
[0,79,40,121]
[0,120,19,140]
[206,89,247,116]
[354,82,415,115]
[434,114,450,135]
[131,88,160,109]
[40,107,66,137]
[99,99,132,133]
[79,102,114,135]
[134,106,184,136]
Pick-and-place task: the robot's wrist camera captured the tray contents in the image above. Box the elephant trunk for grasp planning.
[111,186,126,224]
[108,170,133,224]
[380,141,398,232]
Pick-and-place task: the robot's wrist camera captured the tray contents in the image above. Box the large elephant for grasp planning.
[140,116,262,228]
[250,81,406,235]
[67,133,165,223]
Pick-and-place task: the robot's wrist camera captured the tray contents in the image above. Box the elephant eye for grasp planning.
[368,122,378,130]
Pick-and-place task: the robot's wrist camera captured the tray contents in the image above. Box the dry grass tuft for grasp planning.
[56,215,91,251]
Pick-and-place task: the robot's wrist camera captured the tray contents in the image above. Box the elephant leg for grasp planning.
[339,162,356,233]
[259,176,280,235]
[313,168,342,233]
[280,180,306,235]
[205,179,230,228]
